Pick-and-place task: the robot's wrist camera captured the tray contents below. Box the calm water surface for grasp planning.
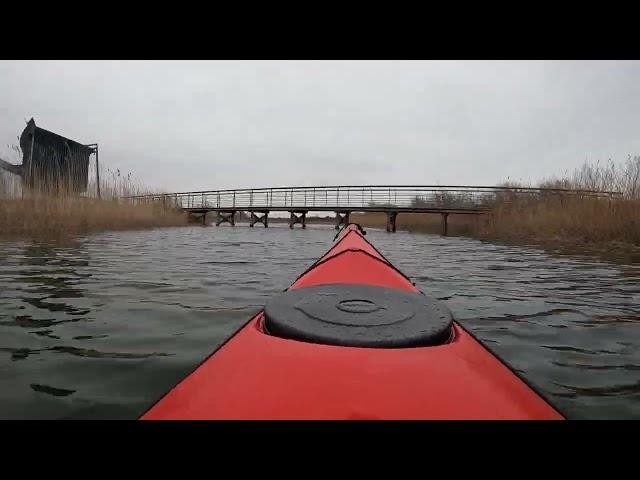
[1,224,639,419]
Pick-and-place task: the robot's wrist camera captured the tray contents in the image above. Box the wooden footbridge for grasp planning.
[127,185,620,234]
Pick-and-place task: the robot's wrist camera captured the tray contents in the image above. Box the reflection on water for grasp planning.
[1,224,639,419]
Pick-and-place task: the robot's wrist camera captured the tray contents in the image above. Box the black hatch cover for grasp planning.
[264,283,453,348]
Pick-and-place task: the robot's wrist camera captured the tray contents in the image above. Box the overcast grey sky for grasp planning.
[1,60,639,192]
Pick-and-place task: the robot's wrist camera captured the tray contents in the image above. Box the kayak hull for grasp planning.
[142,225,564,420]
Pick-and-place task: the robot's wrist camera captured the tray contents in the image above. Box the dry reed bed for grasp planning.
[0,166,187,238]
[356,197,640,248]
[0,196,187,238]
[479,196,640,245]
[484,157,640,248]
[356,157,640,255]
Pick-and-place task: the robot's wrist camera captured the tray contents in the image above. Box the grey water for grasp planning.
[1,224,639,419]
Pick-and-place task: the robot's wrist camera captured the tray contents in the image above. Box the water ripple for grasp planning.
[1,224,640,419]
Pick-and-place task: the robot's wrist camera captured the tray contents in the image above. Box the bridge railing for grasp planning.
[125,185,622,211]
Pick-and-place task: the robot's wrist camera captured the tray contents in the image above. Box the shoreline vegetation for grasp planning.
[2,155,640,264]
[355,156,640,264]
[0,167,187,239]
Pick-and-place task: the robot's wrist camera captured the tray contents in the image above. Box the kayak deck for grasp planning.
[141,225,563,420]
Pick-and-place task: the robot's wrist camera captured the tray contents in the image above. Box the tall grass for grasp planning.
[0,169,21,199]
[0,159,187,239]
[540,155,640,198]
[356,156,640,249]
[480,156,640,246]
[478,195,640,245]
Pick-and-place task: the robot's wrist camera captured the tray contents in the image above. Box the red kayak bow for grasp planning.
[141,224,563,420]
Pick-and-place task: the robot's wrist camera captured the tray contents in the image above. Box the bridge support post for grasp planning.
[216,211,236,226]
[335,211,350,230]
[386,212,398,232]
[441,213,449,236]
[249,211,269,228]
[289,211,307,229]
[187,212,207,224]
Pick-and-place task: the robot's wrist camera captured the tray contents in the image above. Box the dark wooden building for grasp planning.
[19,118,94,194]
